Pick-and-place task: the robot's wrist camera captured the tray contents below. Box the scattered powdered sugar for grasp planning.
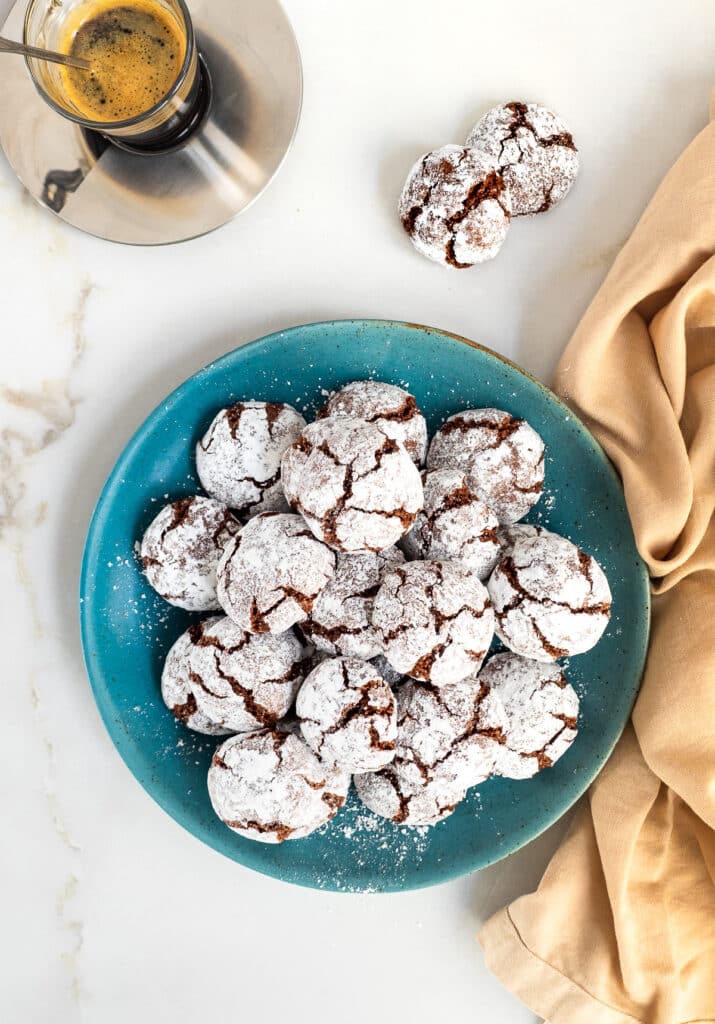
[479,653,579,778]
[319,380,428,465]
[208,728,350,842]
[296,657,397,773]
[161,617,234,735]
[427,408,544,525]
[217,512,336,634]
[140,496,240,611]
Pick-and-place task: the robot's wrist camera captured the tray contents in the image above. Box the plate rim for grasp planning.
[79,319,651,891]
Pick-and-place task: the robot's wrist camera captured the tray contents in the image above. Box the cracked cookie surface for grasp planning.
[478,653,579,778]
[427,408,544,525]
[208,728,350,842]
[372,560,495,686]
[319,381,428,465]
[399,144,511,267]
[217,512,336,634]
[466,101,579,217]
[196,400,306,516]
[300,547,404,659]
[487,531,612,662]
[296,656,397,773]
[140,495,240,611]
[281,417,423,553]
[160,617,233,735]
[401,468,501,579]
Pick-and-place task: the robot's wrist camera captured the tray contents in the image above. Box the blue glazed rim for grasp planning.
[79,320,651,892]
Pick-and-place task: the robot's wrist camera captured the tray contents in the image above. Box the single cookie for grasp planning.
[487,532,612,662]
[466,101,579,216]
[399,145,511,268]
[354,757,466,828]
[372,560,495,686]
[401,468,501,579]
[296,657,397,773]
[281,417,423,553]
[139,496,240,611]
[196,401,306,516]
[208,729,350,842]
[186,615,307,732]
[479,653,579,778]
[319,381,428,464]
[160,617,233,735]
[427,409,544,524]
[300,547,404,659]
[217,512,335,634]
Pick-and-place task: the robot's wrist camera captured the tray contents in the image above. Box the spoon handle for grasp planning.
[0,35,91,71]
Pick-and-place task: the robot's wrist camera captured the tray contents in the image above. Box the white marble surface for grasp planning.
[2,0,714,1020]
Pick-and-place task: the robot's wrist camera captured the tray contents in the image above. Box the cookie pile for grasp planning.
[138,380,611,842]
[399,101,579,267]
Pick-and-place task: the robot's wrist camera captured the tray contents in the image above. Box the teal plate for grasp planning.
[80,320,650,892]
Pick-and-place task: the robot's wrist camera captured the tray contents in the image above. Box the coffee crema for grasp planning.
[59,0,186,122]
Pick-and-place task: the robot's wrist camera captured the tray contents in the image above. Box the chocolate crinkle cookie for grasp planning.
[466,101,579,217]
[319,381,428,465]
[296,657,397,773]
[181,615,307,731]
[487,531,612,662]
[401,468,501,580]
[160,617,233,735]
[139,495,240,611]
[281,417,424,553]
[208,729,350,843]
[427,408,544,525]
[217,512,335,634]
[399,145,511,268]
[478,653,579,778]
[372,560,495,686]
[300,547,404,659]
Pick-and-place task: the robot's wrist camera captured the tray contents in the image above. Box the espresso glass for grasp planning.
[23,0,207,151]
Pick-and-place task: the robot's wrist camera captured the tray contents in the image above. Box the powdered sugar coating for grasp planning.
[300,547,404,659]
[187,615,307,731]
[320,381,428,465]
[281,417,424,553]
[401,468,501,579]
[479,653,579,778]
[160,617,233,735]
[427,408,544,525]
[488,532,612,662]
[196,401,306,516]
[372,560,495,686]
[498,522,551,556]
[208,729,350,843]
[353,757,466,828]
[296,657,397,773]
[217,512,336,634]
[466,101,579,217]
[140,496,240,611]
[399,145,511,267]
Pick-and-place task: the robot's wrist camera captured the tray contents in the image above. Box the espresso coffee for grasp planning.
[59,0,186,122]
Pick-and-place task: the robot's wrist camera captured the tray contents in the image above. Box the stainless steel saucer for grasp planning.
[0,0,302,244]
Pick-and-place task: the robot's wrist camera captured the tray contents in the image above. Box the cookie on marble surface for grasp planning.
[372,560,495,686]
[478,653,579,778]
[487,531,611,662]
[139,495,240,611]
[208,728,350,842]
[319,381,428,464]
[401,468,501,579]
[281,417,423,553]
[399,144,511,267]
[296,657,397,773]
[160,617,233,735]
[426,408,544,525]
[467,101,579,217]
[196,401,306,517]
[217,512,335,634]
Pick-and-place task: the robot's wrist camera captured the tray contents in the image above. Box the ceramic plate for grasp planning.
[80,320,650,892]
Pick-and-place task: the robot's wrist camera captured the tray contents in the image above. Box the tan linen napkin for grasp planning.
[478,95,715,1024]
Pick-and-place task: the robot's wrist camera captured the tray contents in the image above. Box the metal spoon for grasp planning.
[0,36,91,71]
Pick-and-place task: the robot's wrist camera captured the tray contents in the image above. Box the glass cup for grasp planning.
[23,0,210,151]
